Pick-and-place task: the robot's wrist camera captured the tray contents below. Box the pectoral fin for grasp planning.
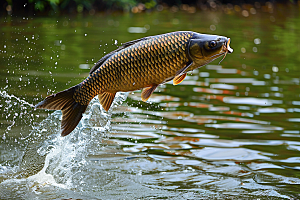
[98,92,116,111]
[175,61,193,77]
[173,73,187,85]
[141,85,158,102]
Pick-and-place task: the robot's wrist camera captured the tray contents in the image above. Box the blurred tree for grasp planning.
[28,0,60,11]
[0,0,298,15]
[27,0,95,12]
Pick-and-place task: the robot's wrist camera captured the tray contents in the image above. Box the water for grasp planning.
[1,5,300,199]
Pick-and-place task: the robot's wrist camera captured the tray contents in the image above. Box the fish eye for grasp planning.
[209,41,217,48]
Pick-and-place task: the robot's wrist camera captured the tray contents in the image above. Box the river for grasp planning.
[0,4,300,199]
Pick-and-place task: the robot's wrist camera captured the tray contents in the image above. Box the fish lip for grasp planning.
[226,38,233,54]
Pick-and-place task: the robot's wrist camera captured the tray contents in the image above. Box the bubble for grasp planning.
[253,47,258,52]
[84,34,87,36]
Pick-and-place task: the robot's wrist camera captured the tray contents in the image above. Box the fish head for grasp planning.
[188,33,233,65]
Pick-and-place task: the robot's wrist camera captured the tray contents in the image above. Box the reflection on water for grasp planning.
[1,5,300,199]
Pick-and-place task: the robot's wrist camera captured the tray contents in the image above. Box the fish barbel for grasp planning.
[36,31,233,136]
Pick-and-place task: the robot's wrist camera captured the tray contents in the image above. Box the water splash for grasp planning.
[0,90,34,108]
[0,90,35,138]
[21,92,128,177]
[0,92,128,198]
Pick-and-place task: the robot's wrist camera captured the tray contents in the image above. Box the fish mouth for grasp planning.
[218,38,233,64]
[225,38,233,54]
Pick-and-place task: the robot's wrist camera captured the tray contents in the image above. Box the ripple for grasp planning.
[190,147,271,161]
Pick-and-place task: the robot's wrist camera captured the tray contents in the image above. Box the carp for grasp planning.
[36,31,233,136]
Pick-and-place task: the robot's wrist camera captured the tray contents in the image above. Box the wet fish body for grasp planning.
[36,31,233,136]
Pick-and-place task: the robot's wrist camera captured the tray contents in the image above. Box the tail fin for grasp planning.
[35,85,88,137]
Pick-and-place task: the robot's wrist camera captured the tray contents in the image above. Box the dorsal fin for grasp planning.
[90,37,151,74]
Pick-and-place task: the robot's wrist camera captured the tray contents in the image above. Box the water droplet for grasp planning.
[272,66,279,72]
[264,74,271,79]
[254,38,261,45]
[241,47,246,53]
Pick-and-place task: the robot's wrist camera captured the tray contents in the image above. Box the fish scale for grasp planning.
[74,32,192,106]
[36,31,233,136]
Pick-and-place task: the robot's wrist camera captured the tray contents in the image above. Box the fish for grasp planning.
[36,31,233,136]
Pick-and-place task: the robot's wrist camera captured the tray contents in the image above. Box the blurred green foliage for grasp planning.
[1,0,298,15]
[28,0,60,11]
[103,0,156,8]
[27,0,95,12]
[27,0,156,12]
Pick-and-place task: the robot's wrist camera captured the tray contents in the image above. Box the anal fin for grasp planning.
[98,92,116,111]
[141,85,158,102]
[173,73,187,85]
